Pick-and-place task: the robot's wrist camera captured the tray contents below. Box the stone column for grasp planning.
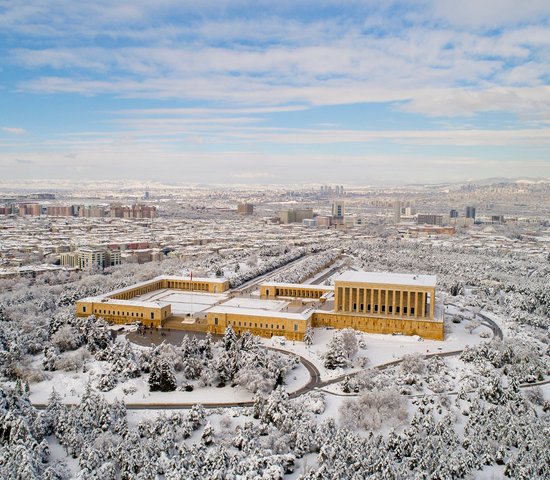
[420,292,426,318]
[365,288,372,312]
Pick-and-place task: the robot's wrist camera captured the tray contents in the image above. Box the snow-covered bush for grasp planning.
[339,389,408,431]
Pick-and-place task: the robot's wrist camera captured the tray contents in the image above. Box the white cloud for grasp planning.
[1,126,27,135]
[400,86,550,117]
[432,0,550,28]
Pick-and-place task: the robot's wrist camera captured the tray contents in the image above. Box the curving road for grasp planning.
[32,307,514,411]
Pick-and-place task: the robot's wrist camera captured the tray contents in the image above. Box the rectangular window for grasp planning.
[150,312,154,320]
[294,324,298,331]
[410,307,415,315]
[214,318,218,325]
[381,305,385,313]
[83,306,87,313]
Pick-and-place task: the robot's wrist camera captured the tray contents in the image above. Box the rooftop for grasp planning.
[335,271,437,288]
[208,305,313,321]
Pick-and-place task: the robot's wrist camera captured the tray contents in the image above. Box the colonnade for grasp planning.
[336,286,434,319]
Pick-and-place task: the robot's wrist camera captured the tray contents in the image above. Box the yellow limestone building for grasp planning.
[76,276,230,328]
[76,271,443,341]
[206,271,442,341]
[313,271,442,340]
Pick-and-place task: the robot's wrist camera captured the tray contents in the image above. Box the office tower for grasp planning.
[394,200,402,223]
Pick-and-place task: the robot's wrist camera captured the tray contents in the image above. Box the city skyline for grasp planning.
[1,1,550,184]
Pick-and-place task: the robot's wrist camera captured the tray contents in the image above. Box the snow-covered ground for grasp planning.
[264,307,496,382]
[28,352,310,406]
[132,288,228,315]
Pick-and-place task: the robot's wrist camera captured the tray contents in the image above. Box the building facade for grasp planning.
[237,203,254,215]
[76,271,443,340]
[279,209,314,224]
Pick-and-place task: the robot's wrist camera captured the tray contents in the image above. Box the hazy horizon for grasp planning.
[1,1,550,184]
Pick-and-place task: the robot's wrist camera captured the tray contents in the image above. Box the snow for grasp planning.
[335,270,437,287]
[222,297,288,310]
[262,308,497,383]
[46,435,80,477]
[261,281,332,291]
[131,288,228,315]
[28,347,311,407]
[208,305,313,320]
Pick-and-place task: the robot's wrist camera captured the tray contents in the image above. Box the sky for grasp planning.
[1,0,550,185]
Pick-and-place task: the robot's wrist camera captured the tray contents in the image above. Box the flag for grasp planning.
[190,271,193,282]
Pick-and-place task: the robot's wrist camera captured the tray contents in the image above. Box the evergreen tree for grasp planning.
[148,357,162,391]
[324,335,350,370]
[159,359,177,392]
[223,325,238,351]
[201,422,213,446]
[304,327,314,346]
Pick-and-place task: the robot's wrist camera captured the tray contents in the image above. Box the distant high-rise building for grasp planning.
[466,206,476,219]
[144,189,150,200]
[417,214,444,226]
[78,205,106,217]
[237,203,254,215]
[59,252,79,269]
[77,247,105,270]
[450,209,459,218]
[18,203,41,216]
[394,200,402,223]
[109,204,157,219]
[332,201,344,219]
[279,209,314,224]
[46,205,75,216]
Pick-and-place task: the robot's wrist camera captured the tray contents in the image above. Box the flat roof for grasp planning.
[104,275,228,298]
[335,271,437,287]
[261,282,333,290]
[208,306,312,321]
[162,275,228,284]
[78,297,166,309]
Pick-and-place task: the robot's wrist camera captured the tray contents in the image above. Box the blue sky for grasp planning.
[1,0,550,185]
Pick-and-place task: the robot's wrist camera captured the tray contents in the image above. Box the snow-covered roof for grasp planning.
[104,275,228,298]
[208,306,312,321]
[335,271,437,287]
[161,275,228,283]
[78,297,168,309]
[261,282,333,290]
